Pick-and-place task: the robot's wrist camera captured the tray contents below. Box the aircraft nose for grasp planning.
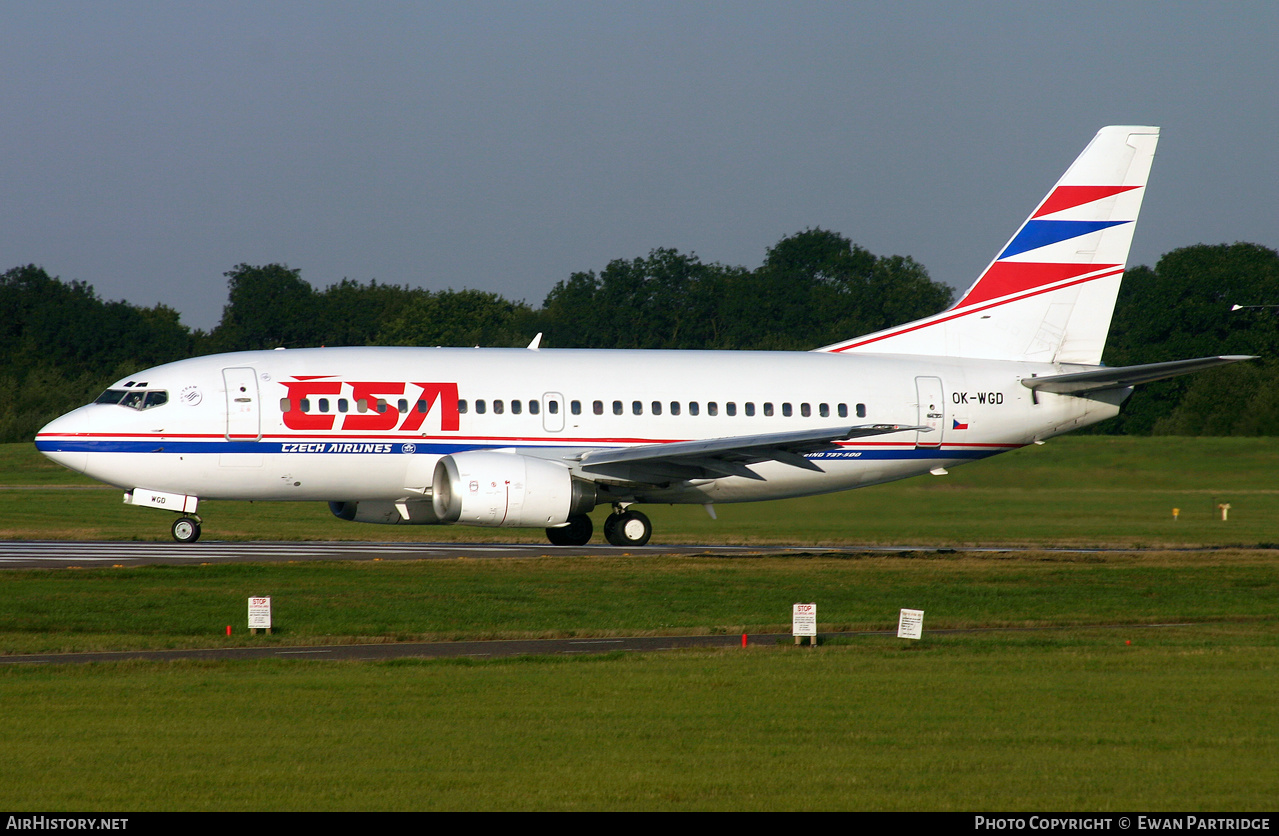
[34,410,90,474]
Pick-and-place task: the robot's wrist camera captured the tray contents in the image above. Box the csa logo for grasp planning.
[281,378,460,432]
[401,443,417,454]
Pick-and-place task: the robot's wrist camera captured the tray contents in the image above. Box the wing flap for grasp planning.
[578,424,926,483]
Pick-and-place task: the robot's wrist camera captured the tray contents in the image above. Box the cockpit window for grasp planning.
[95,389,169,410]
[95,389,128,405]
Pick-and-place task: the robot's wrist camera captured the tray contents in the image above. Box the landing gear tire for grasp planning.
[603,510,651,547]
[546,513,594,546]
[171,516,201,544]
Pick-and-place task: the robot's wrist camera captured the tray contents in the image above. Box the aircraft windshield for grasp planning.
[94,389,168,410]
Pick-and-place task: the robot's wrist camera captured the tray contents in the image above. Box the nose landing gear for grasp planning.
[171,516,202,543]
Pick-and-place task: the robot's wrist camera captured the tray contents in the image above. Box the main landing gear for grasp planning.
[604,508,652,547]
[171,516,202,543]
[543,505,653,547]
[546,513,593,546]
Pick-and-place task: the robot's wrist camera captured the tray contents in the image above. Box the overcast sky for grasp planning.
[4,2,1276,332]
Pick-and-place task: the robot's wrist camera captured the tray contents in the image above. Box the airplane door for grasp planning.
[915,376,944,448]
[223,367,262,441]
[542,392,565,433]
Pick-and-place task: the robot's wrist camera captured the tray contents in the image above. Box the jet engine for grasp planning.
[431,451,597,527]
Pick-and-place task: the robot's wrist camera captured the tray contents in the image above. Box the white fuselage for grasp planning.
[35,346,1125,507]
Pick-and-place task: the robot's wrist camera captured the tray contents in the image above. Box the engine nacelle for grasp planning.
[432,451,597,527]
[328,499,444,525]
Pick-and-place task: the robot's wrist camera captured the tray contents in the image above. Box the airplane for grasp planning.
[35,125,1251,546]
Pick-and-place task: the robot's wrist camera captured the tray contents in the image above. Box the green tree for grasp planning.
[209,263,320,351]
[0,265,194,441]
[314,278,423,347]
[538,232,951,351]
[1101,243,1279,434]
[375,289,536,348]
[722,229,950,350]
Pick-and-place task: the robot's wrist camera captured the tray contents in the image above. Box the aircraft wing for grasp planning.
[1021,355,1255,395]
[576,424,927,483]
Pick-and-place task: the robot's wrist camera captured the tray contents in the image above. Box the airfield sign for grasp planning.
[898,608,924,640]
[793,602,817,645]
[248,597,272,634]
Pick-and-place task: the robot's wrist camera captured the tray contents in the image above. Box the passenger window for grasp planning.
[300,398,311,413]
[338,399,349,413]
[819,403,829,418]
[356,398,369,413]
[493,400,505,415]
[745,402,755,417]
[613,401,623,415]
[801,403,811,418]
[726,402,736,416]
[782,403,793,417]
[512,400,522,415]
[707,402,718,416]
[857,403,867,418]
[651,401,662,416]
[632,401,643,415]
[397,399,408,413]
[319,398,329,413]
[571,401,581,415]
[529,401,540,415]
[458,400,468,414]
[476,399,487,414]
[763,403,774,417]
[376,398,387,414]
[593,401,603,415]
[670,402,681,416]
[689,402,700,416]
[838,404,848,418]
[279,398,291,412]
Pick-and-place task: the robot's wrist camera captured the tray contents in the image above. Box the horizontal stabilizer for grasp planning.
[1021,355,1255,395]
[578,424,926,483]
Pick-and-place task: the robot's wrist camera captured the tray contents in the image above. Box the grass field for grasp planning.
[2,438,1278,810]
[4,436,1279,546]
[4,626,1277,811]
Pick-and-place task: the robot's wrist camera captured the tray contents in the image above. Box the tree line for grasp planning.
[3,231,1277,442]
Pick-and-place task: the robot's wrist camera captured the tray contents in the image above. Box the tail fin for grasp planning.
[819,126,1160,363]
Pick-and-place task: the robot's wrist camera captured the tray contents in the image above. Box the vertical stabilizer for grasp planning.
[818,126,1159,363]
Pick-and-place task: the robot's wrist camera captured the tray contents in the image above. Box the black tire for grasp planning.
[171,517,201,543]
[546,513,593,546]
[603,510,651,547]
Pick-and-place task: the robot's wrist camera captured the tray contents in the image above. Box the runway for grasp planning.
[0,539,997,570]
